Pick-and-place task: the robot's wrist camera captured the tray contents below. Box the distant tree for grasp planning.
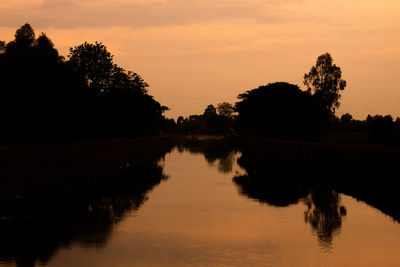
[235,82,317,139]
[36,33,61,64]
[304,53,346,115]
[340,113,353,123]
[14,23,36,46]
[217,102,235,118]
[366,114,397,144]
[339,113,353,127]
[203,104,217,117]
[0,41,5,54]
[177,116,184,125]
[177,103,236,135]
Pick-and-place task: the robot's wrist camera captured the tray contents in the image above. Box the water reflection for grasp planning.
[0,146,170,267]
[230,146,349,249]
[177,137,400,249]
[2,137,400,266]
[176,139,237,174]
[233,172,347,249]
[303,190,347,249]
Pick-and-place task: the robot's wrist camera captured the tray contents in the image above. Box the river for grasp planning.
[1,143,400,266]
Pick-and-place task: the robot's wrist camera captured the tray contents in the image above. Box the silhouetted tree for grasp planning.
[0,41,5,53]
[66,36,169,137]
[177,116,184,125]
[340,113,353,124]
[203,104,217,117]
[68,42,115,94]
[366,114,399,144]
[217,102,235,118]
[14,23,35,47]
[0,24,77,142]
[304,53,346,115]
[0,24,168,142]
[337,113,355,130]
[235,82,318,139]
[176,103,236,135]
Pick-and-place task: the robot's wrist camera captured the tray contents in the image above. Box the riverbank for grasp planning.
[0,136,175,217]
[2,134,400,220]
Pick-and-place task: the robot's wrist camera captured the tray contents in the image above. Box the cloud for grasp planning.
[0,0,307,29]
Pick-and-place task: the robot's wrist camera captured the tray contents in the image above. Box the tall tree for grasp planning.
[303,53,346,115]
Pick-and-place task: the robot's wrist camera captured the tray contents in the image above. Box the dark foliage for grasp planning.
[326,114,400,146]
[304,53,346,115]
[232,54,346,140]
[176,103,236,134]
[366,114,400,145]
[235,82,323,139]
[0,24,168,143]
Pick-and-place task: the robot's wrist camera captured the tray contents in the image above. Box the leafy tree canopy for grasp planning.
[203,104,217,117]
[235,82,317,138]
[217,102,235,118]
[68,42,115,92]
[14,23,35,47]
[304,53,346,114]
[0,23,169,142]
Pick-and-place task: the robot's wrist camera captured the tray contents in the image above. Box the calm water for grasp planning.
[2,147,400,266]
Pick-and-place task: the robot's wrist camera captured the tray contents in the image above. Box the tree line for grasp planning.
[0,23,170,143]
[2,24,399,144]
[177,53,400,145]
[177,53,344,139]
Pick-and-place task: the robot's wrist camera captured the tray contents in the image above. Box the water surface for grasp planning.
[2,146,400,266]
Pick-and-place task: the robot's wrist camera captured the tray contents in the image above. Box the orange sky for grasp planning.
[1,0,399,119]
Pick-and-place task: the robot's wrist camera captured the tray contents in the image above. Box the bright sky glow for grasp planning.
[1,0,399,119]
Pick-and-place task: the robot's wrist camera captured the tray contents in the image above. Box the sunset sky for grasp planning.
[1,0,399,119]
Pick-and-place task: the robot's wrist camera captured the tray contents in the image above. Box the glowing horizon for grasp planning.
[1,0,399,119]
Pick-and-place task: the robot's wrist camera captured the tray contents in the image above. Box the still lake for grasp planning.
[2,146,400,266]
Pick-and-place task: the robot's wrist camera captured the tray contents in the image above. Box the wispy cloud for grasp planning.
[0,0,308,28]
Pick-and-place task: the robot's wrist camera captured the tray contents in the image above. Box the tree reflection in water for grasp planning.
[177,138,238,174]
[178,139,349,249]
[0,154,169,267]
[233,171,347,249]
[303,190,347,249]
[4,137,396,266]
